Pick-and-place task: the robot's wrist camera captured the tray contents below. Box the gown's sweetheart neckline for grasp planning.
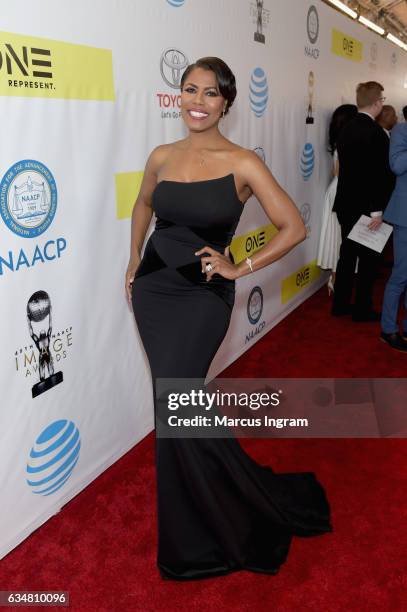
[155,173,245,207]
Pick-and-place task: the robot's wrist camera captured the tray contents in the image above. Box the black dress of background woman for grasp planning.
[125,57,332,581]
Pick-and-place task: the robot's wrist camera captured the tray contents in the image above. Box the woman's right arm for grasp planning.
[125,145,167,304]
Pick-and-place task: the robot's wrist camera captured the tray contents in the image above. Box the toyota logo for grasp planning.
[160,48,189,88]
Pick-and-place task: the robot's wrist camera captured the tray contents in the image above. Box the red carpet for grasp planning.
[225,272,407,378]
[0,279,405,612]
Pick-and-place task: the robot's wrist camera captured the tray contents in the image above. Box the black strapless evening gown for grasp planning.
[132,174,332,580]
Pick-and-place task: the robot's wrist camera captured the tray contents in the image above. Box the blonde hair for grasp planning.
[356,81,383,108]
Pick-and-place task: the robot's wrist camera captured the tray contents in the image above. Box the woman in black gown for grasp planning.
[125,57,332,581]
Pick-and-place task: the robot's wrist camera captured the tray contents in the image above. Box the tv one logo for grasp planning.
[0,42,52,79]
[245,230,265,253]
[296,267,310,288]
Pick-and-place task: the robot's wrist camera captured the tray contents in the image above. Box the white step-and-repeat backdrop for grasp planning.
[1,0,407,558]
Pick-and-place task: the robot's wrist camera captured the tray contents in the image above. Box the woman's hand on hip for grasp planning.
[195,245,238,281]
[125,259,140,305]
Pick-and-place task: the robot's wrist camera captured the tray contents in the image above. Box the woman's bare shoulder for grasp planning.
[147,141,183,173]
[149,142,175,159]
[229,144,265,175]
[226,142,259,161]
[150,139,188,162]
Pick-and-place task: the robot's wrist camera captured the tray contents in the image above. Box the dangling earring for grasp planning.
[222,105,226,119]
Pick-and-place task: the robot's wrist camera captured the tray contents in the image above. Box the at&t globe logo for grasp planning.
[249,67,268,117]
[166,0,185,5]
[300,143,315,181]
[26,419,81,496]
[0,160,57,238]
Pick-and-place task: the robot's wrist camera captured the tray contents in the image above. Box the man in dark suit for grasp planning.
[332,81,395,321]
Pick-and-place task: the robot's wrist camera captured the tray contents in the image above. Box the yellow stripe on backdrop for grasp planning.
[281,260,321,304]
[0,31,115,100]
[331,28,363,62]
[115,171,144,220]
[230,223,278,264]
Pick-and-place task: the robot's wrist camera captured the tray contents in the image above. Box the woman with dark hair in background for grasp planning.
[317,104,358,293]
[126,56,332,581]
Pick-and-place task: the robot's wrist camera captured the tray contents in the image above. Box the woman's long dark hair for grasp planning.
[328,104,358,154]
[180,57,237,116]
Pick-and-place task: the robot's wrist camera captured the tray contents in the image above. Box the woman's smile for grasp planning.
[188,109,210,120]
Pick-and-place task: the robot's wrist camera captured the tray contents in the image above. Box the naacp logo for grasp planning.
[27,419,81,496]
[253,147,266,163]
[0,160,57,238]
[160,48,189,89]
[300,203,311,225]
[369,43,378,70]
[249,67,268,117]
[247,286,263,325]
[246,286,266,343]
[300,143,315,181]
[305,5,319,59]
[307,6,319,44]
[300,203,312,237]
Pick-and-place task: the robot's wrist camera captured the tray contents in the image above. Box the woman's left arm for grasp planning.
[196,150,306,281]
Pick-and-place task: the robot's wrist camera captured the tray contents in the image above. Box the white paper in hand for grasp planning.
[347,215,393,253]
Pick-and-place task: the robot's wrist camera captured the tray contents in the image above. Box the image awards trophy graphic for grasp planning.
[254,0,265,43]
[306,71,314,124]
[27,290,63,398]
